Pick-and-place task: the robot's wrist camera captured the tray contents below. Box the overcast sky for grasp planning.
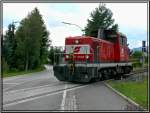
[3,3,147,49]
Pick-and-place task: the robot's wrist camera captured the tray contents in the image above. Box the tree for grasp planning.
[3,23,17,70]
[48,46,54,64]
[40,25,51,65]
[15,8,50,71]
[131,51,144,68]
[132,51,143,59]
[48,46,63,65]
[84,4,118,37]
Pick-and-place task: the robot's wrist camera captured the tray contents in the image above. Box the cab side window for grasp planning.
[120,35,126,46]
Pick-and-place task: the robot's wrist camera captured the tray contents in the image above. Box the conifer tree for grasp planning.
[15,8,50,71]
[3,23,17,70]
[84,4,118,37]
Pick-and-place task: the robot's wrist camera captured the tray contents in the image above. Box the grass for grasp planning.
[2,66,46,78]
[107,77,148,109]
[132,63,148,72]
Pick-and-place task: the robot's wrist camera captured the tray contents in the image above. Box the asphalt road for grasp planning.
[2,65,132,111]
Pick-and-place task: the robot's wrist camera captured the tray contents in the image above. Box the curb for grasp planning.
[103,81,147,111]
[3,65,50,80]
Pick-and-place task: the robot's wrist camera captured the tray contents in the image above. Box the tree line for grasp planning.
[2,4,120,72]
[3,8,50,72]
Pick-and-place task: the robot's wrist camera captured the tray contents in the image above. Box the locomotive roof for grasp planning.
[66,31,127,39]
[66,36,93,39]
[66,35,113,44]
[119,32,127,38]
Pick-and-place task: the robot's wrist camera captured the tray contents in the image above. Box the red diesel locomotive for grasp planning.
[53,29,133,83]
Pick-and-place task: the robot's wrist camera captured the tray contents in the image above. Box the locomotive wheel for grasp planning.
[103,74,109,80]
[100,69,109,80]
[114,74,121,80]
[95,77,101,82]
[122,74,128,78]
[89,78,96,83]
[99,70,104,80]
[124,66,132,74]
[98,72,102,81]
[89,75,101,82]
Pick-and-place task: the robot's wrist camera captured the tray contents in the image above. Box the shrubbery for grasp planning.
[132,62,142,68]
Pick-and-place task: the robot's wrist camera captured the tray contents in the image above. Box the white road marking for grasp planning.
[3,84,88,108]
[60,84,78,110]
[60,84,67,110]
[72,95,77,110]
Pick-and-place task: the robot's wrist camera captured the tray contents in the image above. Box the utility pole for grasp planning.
[142,40,146,68]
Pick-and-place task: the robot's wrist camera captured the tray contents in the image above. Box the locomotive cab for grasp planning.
[65,36,94,63]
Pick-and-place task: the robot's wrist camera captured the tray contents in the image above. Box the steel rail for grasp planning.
[125,68,148,76]
[3,84,87,106]
[4,82,66,94]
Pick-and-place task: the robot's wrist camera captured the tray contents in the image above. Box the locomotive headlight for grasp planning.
[85,55,89,59]
[75,39,79,44]
[66,55,69,58]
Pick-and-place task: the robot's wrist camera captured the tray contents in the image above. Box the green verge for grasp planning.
[107,77,148,109]
[2,65,46,78]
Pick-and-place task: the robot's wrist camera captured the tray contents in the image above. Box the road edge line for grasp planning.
[60,84,67,110]
[103,81,147,111]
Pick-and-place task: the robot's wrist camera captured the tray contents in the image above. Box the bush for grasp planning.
[9,68,19,72]
[133,62,142,68]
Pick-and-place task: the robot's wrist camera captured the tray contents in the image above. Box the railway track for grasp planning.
[3,82,88,107]
[123,67,148,78]
[4,82,65,93]
[131,68,148,75]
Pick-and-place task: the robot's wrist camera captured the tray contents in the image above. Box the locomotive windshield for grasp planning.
[65,45,90,54]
